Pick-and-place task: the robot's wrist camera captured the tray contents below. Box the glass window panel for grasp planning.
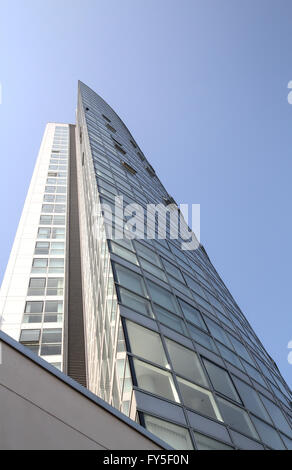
[204,360,241,403]
[42,328,62,344]
[44,313,63,323]
[115,264,146,296]
[166,339,207,386]
[40,215,52,225]
[217,343,243,370]
[177,377,222,421]
[118,287,153,317]
[140,258,167,282]
[126,321,167,367]
[233,378,271,423]
[192,292,214,314]
[188,324,217,352]
[162,258,184,282]
[40,344,62,356]
[110,242,139,265]
[50,242,65,250]
[32,259,48,267]
[37,228,51,239]
[133,358,180,403]
[154,305,188,336]
[47,278,63,288]
[184,274,206,298]
[24,344,39,354]
[45,301,63,313]
[23,314,42,323]
[35,242,50,254]
[194,432,233,450]
[217,397,258,439]
[29,278,46,288]
[252,416,285,449]
[25,301,43,313]
[53,216,65,225]
[168,276,191,297]
[19,329,40,343]
[147,280,180,315]
[260,395,292,436]
[243,362,266,387]
[134,241,161,266]
[52,228,65,239]
[205,318,232,347]
[178,299,207,330]
[144,415,193,450]
[228,335,253,364]
[48,259,64,273]
[42,204,54,213]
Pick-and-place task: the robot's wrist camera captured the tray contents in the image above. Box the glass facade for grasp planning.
[75,81,292,450]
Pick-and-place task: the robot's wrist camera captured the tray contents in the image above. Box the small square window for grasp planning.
[37,228,51,239]
[42,328,62,344]
[20,329,40,343]
[25,301,43,313]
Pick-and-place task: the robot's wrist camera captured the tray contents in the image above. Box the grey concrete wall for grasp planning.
[0,340,164,450]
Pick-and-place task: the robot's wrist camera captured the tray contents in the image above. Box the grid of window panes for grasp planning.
[78,82,292,450]
[19,125,69,371]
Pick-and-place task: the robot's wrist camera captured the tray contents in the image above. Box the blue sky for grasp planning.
[0,0,291,387]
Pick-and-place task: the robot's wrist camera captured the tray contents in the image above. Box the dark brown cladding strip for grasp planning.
[65,124,87,387]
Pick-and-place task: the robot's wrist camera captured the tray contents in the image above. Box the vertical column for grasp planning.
[65,124,87,387]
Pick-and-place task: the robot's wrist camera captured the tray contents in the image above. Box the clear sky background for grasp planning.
[0,0,291,387]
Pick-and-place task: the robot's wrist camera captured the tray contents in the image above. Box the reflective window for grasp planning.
[134,241,161,266]
[20,329,40,343]
[118,287,153,317]
[133,358,180,403]
[40,344,62,356]
[194,432,233,450]
[228,334,253,363]
[52,228,65,239]
[204,360,241,403]
[147,280,180,315]
[47,278,64,295]
[27,278,46,296]
[42,328,62,344]
[110,241,139,265]
[25,301,43,313]
[178,299,206,330]
[37,228,50,239]
[205,318,232,347]
[233,378,271,422]
[252,416,285,449]
[140,258,167,282]
[243,362,266,387]
[44,301,63,313]
[32,258,48,273]
[217,397,258,439]
[217,343,243,369]
[177,377,222,421]
[188,324,217,352]
[162,258,184,282]
[126,321,167,367]
[115,264,146,296]
[144,415,193,450]
[166,339,207,386]
[154,305,188,336]
[260,395,292,436]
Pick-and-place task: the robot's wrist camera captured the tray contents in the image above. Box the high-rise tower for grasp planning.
[0,81,291,450]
